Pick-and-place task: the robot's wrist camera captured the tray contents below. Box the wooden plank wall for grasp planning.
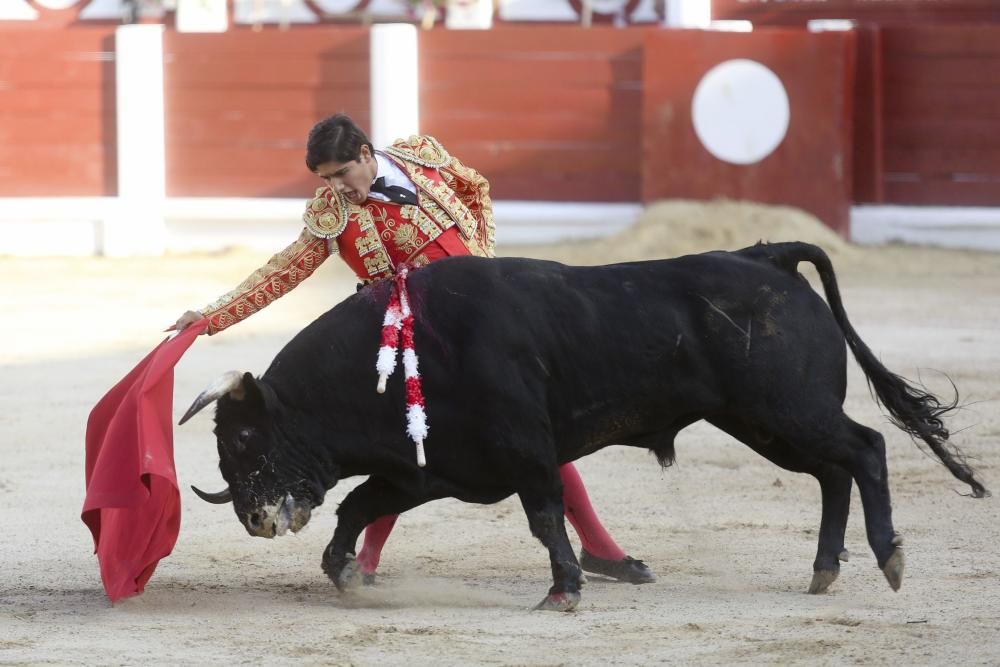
[0,26,117,196]
[880,25,1000,205]
[711,0,1000,25]
[162,29,370,197]
[419,27,646,202]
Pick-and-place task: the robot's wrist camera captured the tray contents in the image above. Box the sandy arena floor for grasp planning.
[2,201,998,665]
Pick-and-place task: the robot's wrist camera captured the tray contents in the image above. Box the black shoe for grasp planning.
[579,550,657,585]
[362,572,377,586]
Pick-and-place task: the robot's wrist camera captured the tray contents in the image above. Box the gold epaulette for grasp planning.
[383,135,452,169]
[302,187,350,240]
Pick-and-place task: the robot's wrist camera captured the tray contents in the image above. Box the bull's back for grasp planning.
[409,252,846,432]
[267,250,847,451]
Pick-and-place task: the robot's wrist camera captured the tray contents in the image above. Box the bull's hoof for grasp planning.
[882,546,905,592]
[336,557,362,591]
[808,569,839,594]
[533,591,581,612]
[322,551,362,592]
[838,549,850,563]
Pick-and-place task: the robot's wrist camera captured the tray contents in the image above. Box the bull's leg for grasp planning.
[707,416,852,593]
[808,464,853,593]
[322,476,431,592]
[842,421,904,591]
[517,488,583,612]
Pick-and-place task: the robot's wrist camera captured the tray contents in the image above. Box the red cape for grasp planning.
[82,320,207,602]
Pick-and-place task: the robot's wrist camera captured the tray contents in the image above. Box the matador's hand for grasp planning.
[173,310,206,333]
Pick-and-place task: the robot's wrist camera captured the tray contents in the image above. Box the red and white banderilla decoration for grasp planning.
[375,266,429,467]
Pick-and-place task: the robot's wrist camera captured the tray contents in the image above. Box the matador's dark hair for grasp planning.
[305,113,375,172]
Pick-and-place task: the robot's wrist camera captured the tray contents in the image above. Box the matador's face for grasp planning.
[314,144,378,206]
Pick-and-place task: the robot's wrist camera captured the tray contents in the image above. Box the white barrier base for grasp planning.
[2,199,999,256]
[0,198,642,256]
[851,205,1000,253]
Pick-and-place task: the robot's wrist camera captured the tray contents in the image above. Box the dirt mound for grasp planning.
[501,199,854,265]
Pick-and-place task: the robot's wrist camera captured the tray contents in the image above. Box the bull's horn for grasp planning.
[178,370,245,425]
[191,485,233,504]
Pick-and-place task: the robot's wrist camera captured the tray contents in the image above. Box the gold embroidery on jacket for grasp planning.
[408,168,478,241]
[401,204,449,237]
[357,205,393,279]
[309,195,329,212]
[443,154,495,256]
[364,254,391,277]
[383,136,496,257]
[302,187,350,240]
[200,228,330,334]
[383,135,451,168]
[391,223,421,254]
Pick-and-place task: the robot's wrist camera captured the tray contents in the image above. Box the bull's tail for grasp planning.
[759,241,989,499]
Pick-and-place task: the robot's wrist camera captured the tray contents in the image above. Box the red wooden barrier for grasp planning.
[0,26,117,196]
[879,25,1000,206]
[162,29,370,197]
[419,26,647,202]
[712,0,1000,25]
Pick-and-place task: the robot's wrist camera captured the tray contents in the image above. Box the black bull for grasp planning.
[181,241,988,611]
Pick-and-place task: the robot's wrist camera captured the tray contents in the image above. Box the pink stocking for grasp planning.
[560,463,626,561]
[356,514,399,574]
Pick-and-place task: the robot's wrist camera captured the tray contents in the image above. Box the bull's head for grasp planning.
[180,371,325,538]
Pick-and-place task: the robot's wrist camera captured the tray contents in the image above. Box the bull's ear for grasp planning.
[239,372,279,414]
[234,371,254,401]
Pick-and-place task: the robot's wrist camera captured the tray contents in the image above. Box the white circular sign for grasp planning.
[691,59,790,165]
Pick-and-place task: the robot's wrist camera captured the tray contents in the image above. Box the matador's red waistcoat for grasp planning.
[199,135,495,335]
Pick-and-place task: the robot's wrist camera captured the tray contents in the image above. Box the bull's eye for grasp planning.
[234,428,252,452]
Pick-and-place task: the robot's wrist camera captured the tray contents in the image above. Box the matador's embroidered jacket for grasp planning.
[198,135,496,335]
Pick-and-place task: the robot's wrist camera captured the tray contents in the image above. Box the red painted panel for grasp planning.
[163,28,371,197]
[165,30,370,56]
[712,0,1000,25]
[881,25,1000,55]
[0,144,109,197]
[852,25,883,203]
[885,180,1000,206]
[421,86,638,117]
[166,146,317,197]
[0,26,116,196]
[420,26,645,201]
[642,29,856,235]
[167,88,366,115]
[884,58,1000,87]
[883,86,1000,121]
[877,25,1000,204]
[421,26,651,54]
[886,120,1000,150]
[0,86,107,114]
[486,172,636,203]
[885,147,1000,174]
[427,115,639,145]
[165,57,370,88]
[446,142,637,173]
[421,57,639,86]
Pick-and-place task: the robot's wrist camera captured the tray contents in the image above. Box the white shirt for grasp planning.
[370,152,418,202]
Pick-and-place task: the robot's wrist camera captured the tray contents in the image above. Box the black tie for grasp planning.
[370,177,418,206]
